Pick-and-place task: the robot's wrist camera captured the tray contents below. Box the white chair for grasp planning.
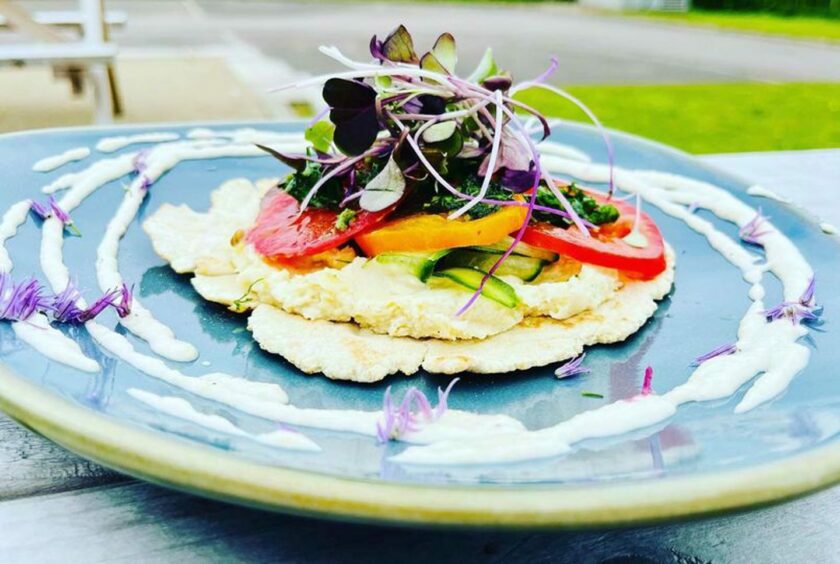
[0,0,123,123]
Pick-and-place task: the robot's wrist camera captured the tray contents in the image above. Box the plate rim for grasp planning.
[3,362,840,527]
[2,120,838,527]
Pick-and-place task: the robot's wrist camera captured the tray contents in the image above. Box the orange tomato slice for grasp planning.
[355,204,527,256]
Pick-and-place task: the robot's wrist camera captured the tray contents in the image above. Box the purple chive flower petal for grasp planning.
[641,366,654,396]
[30,197,80,236]
[692,342,737,366]
[49,280,87,323]
[0,273,49,321]
[29,199,51,219]
[800,276,816,307]
[764,275,823,327]
[133,150,149,175]
[739,209,770,247]
[376,380,459,443]
[554,353,590,379]
[116,283,134,318]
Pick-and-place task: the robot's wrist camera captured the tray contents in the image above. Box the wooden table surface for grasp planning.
[1,149,838,563]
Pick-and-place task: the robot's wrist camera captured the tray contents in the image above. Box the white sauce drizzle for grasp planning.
[5,128,821,467]
[0,200,31,272]
[128,388,320,452]
[32,147,90,173]
[747,185,791,203]
[42,172,78,195]
[96,132,180,153]
[1,200,99,372]
[12,314,100,373]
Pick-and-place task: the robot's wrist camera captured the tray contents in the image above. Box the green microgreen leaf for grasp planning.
[467,47,499,83]
[420,52,448,77]
[359,155,405,212]
[581,392,604,399]
[382,25,418,64]
[431,32,457,74]
[421,121,457,144]
[231,278,265,313]
[335,208,357,231]
[304,120,335,154]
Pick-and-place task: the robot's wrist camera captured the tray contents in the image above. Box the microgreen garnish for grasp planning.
[554,353,590,379]
[581,392,603,399]
[266,25,620,313]
[739,209,769,247]
[641,366,655,396]
[692,342,737,366]
[304,120,336,154]
[376,379,458,443]
[334,208,357,231]
[230,278,265,313]
[29,197,82,236]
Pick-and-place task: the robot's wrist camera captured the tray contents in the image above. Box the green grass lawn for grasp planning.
[627,10,840,42]
[514,83,840,154]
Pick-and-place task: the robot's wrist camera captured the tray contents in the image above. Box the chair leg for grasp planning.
[89,63,114,124]
[107,64,123,116]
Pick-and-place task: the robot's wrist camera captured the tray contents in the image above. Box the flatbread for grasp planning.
[247,249,674,381]
[142,178,274,275]
[146,178,675,382]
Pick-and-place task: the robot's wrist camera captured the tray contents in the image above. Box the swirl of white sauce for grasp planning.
[4,129,820,466]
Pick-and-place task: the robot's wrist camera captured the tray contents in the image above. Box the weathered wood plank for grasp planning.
[0,413,127,501]
[0,481,530,564]
[0,479,839,563]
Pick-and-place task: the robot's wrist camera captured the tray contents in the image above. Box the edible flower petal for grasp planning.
[0,273,48,322]
[693,342,737,366]
[30,197,81,236]
[376,379,459,443]
[554,353,590,379]
[739,209,769,247]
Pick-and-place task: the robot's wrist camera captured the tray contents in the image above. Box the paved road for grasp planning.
[13,0,840,85]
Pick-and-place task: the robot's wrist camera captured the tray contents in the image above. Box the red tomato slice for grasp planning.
[246,190,392,259]
[521,193,667,279]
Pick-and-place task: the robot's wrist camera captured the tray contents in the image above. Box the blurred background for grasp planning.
[0,0,838,154]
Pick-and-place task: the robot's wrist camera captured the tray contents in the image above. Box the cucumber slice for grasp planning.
[433,267,519,308]
[440,249,546,282]
[374,249,451,282]
[473,236,559,262]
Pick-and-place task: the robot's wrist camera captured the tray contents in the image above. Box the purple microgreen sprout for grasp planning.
[641,366,655,396]
[554,353,590,379]
[739,209,770,247]
[692,342,737,366]
[376,379,459,443]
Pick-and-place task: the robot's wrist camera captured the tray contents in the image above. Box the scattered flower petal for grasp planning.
[376,379,459,443]
[554,353,590,379]
[693,342,737,366]
[739,209,770,247]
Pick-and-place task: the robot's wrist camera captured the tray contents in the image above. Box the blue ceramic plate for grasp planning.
[1,121,838,528]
